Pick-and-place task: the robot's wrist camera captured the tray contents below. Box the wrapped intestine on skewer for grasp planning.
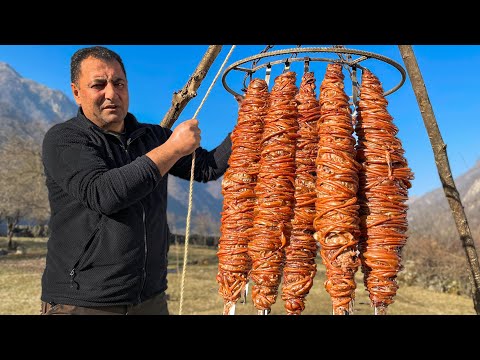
[355,69,414,315]
[248,71,299,314]
[314,63,362,315]
[282,71,321,315]
[216,78,270,315]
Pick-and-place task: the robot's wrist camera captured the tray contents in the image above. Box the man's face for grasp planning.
[71,56,129,132]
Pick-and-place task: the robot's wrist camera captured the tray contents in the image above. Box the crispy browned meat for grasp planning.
[314,63,361,315]
[248,71,299,312]
[282,72,320,315]
[355,69,414,313]
[216,78,270,314]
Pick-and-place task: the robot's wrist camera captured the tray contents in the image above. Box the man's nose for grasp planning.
[104,82,117,100]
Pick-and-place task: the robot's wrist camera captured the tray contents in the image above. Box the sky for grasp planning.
[1,44,479,198]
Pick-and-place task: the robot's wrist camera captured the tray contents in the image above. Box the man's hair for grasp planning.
[70,46,127,85]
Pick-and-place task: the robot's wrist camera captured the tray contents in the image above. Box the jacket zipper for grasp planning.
[123,137,148,303]
[69,226,100,289]
[139,201,147,303]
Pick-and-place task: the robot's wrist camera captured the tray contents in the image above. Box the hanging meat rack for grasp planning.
[221,46,407,102]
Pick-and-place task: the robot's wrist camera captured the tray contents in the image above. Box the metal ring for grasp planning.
[221,46,406,98]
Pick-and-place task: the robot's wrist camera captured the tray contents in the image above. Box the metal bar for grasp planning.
[222,47,406,99]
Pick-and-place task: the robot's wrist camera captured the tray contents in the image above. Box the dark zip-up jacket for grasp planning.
[41,109,231,307]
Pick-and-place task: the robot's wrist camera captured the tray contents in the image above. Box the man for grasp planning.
[40,46,232,315]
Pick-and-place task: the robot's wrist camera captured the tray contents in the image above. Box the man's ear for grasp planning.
[71,83,81,106]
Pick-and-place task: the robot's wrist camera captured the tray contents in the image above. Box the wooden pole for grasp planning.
[160,45,223,129]
[398,45,480,314]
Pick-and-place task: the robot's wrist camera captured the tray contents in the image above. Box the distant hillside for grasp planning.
[402,159,480,295]
[167,176,223,235]
[407,159,480,246]
[0,62,78,126]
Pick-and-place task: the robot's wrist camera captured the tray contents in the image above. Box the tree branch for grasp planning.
[160,45,223,129]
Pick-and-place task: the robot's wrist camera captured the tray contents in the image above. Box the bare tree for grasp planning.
[0,121,50,249]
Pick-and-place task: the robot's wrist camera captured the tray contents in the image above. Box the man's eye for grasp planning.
[115,82,125,88]
[92,84,105,89]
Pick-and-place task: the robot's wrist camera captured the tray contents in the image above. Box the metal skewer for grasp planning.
[374,306,387,315]
[240,282,249,304]
[258,309,270,315]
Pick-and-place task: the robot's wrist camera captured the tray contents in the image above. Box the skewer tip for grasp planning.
[374,305,387,315]
[257,309,270,315]
[223,301,236,315]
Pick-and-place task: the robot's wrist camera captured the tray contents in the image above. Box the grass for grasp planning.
[0,237,476,315]
[0,237,47,315]
[167,247,476,315]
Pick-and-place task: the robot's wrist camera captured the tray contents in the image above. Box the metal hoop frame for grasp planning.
[221,46,406,98]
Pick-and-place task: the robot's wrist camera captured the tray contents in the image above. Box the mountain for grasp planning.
[403,160,480,295]
[167,176,223,235]
[407,159,480,246]
[0,62,78,125]
[0,62,224,234]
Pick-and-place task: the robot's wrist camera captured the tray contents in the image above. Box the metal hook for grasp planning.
[265,63,272,86]
[241,70,253,93]
[304,57,310,73]
[222,46,407,99]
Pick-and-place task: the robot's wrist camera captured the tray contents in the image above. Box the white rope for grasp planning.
[178,45,236,315]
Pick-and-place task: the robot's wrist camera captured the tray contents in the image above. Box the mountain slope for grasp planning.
[0,62,78,125]
[403,160,480,295]
[167,176,223,235]
[407,159,480,245]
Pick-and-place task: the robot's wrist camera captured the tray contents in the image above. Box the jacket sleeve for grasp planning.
[42,125,162,215]
[168,132,232,182]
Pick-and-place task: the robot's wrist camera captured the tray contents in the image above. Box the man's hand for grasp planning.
[147,119,201,176]
[168,119,201,157]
